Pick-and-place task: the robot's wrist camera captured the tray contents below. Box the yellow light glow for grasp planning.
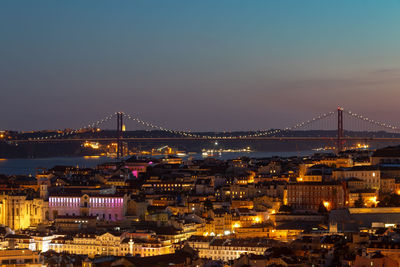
[369,196,379,205]
[83,156,100,159]
[83,141,100,149]
[233,222,241,228]
[323,201,330,209]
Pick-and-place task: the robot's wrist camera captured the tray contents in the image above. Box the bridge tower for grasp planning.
[116,112,124,159]
[337,107,344,153]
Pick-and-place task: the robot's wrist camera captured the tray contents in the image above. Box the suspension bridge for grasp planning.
[7,107,400,158]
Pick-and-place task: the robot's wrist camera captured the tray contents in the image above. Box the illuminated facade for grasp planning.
[0,249,42,266]
[234,224,274,238]
[49,194,125,221]
[7,233,61,252]
[142,177,194,193]
[333,167,380,190]
[224,184,257,200]
[187,236,270,261]
[348,189,378,207]
[0,194,48,230]
[316,157,353,168]
[213,209,233,236]
[49,232,174,258]
[298,174,322,182]
[287,182,345,211]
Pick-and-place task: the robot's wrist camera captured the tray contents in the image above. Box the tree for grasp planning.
[204,199,213,210]
[278,205,292,213]
[354,194,364,208]
[378,193,400,207]
[318,202,328,213]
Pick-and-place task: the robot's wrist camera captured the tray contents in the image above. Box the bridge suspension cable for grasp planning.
[245,111,336,138]
[123,110,336,139]
[343,109,400,132]
[32,113,116,140]
[29,108,400,141]
[123,113,199,138]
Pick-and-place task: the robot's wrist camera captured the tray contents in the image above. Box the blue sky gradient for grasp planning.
[1,1,400,131]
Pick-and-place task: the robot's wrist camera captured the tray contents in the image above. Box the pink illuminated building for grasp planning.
[48,194,126,221]
[97,161,151,179]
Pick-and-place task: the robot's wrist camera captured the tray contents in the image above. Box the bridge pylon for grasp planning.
[337,107,344,153]
[116,112,124,159]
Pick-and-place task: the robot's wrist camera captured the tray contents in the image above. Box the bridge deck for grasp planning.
[10,137,400,143]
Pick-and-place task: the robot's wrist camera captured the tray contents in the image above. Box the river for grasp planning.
[0,150,317,175]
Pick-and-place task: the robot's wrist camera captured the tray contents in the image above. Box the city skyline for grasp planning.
[2,2,400,265]
[2,1,400,131]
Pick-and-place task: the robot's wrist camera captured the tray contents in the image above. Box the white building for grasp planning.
[333,166,380,190]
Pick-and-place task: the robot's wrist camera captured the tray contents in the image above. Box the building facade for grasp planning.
[287,182,346,211]
[49,232,174,258]
[0,194,48,230]
[49,194,125,221]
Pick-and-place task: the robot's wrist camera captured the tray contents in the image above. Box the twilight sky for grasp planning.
[1,0,400,131]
